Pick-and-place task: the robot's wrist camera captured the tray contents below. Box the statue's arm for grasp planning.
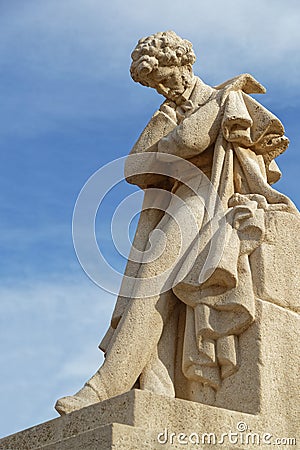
[157,94,222,160]
[130,104,177,156]
[124,105,178,189]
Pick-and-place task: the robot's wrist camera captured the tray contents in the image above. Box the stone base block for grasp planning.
[0,388,298,450]
[0,298,298,449]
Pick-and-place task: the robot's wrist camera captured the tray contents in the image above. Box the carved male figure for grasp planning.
[55,31,297,415]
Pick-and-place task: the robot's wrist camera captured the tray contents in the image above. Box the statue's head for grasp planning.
[130,31,196,102]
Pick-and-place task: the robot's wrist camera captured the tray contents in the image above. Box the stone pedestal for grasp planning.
[0,388,298,449]
[0,299,299,450]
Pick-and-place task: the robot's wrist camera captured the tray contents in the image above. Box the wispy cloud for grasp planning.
[1,1,299,81]
[1,0,299,145]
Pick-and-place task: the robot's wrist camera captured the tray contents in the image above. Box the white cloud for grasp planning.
[1,0,299,84]
[1,0,299,140]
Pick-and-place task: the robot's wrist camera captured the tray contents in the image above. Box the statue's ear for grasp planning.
[187,65,193,76]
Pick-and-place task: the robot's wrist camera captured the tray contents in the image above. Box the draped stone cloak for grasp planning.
[100,74,298,393]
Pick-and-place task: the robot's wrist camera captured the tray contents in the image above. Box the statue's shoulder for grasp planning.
[214,73,266,94]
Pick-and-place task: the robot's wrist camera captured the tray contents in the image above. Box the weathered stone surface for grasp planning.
[54,31,300,426]
[1,351,299,449]
[251,210,300,312]
[1,298,299,448]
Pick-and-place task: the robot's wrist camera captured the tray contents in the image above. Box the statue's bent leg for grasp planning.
[55,189,205,414]
[55,294,168,415]
[55,240,175,415]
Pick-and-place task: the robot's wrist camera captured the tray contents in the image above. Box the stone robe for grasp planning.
[100,74,298,399]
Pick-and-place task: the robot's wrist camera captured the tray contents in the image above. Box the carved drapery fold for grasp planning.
[172,88,297,389]
[104,76,298,392]
[174,196,265,388]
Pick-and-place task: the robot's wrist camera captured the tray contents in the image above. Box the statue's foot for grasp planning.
[55,382,105,415]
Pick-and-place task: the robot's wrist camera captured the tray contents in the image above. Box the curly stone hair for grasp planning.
[130,30,196,86]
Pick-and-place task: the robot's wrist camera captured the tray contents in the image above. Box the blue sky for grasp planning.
[0,0,299,437]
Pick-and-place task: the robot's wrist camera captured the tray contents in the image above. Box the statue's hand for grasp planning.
[228,193,268,210]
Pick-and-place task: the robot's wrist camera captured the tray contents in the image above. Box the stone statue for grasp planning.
[55,31,299,415]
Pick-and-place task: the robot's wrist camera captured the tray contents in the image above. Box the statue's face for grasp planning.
[146,65,193,102]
